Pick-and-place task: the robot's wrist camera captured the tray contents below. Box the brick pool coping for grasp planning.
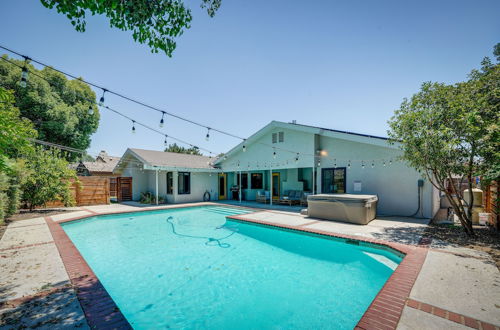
[45,203,428,329]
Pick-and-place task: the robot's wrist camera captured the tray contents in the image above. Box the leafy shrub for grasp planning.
[140,191,165,204]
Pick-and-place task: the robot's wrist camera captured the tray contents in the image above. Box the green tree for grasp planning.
[40,0,221,57]
[388,48,499,236]
[165,143,202,155]
[21,147,77,211]
[0,87,36,169]
[0,56,99,160]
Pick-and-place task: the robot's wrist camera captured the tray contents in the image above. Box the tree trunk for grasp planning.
[444,181,475,236]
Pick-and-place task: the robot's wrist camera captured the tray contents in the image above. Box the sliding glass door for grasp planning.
[321,168,346,193]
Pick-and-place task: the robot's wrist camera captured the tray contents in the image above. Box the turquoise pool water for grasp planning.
[62,206,402,329]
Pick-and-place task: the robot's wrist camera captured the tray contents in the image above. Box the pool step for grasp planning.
[205,207,249,216]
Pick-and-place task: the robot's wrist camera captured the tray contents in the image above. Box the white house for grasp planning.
[113,121,440,218]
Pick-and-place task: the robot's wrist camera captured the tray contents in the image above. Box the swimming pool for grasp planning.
[62,205,403,329]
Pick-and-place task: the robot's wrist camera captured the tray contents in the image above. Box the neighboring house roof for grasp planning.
[214,120,396,165]
[114,148,217,172]
[71,151,121,174]
[82,159,120,173]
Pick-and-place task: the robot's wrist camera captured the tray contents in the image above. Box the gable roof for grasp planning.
[115,148,217,172]
[214,120,395,164]
[82,159,120,173]
[70,153,121,174]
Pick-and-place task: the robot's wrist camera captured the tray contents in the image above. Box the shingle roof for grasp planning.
[83,156,120,173]
[288,122,390,141]
[129,148,215,169]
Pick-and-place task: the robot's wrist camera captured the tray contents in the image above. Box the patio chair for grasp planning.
[279,190,302,206]
[301,192,312,206]
[256,190,270,203]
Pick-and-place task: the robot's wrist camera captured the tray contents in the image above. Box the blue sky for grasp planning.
[0,0,498,157]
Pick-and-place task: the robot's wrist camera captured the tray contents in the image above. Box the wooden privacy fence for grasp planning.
[484,181,499,229]
[46,176,110,207]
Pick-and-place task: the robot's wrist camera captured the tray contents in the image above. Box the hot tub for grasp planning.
[307,194,378,225]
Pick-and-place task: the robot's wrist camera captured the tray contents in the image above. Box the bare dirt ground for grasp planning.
[425,223,500,269]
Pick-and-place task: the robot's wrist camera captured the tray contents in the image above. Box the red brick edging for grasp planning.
[406,298,500,330]
[44,216,132,330]
[226,214,429,330]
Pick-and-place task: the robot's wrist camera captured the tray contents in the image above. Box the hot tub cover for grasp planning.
[308,194,378,203]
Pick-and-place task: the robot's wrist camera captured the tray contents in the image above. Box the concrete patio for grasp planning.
[0,202,499,329]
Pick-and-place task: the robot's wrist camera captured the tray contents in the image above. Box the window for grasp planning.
[272,133,277,143]
[278,131,284,142]
[178,172,191,194]
[166,172,173,194]
[321,168,346,193]
[237,173,248,189]
[251,173,263,189]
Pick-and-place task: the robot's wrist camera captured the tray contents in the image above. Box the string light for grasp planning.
[295,153,299,163]
[1,45,399,164]
[317,160,321,167]
[334,159,337,167]
[389,160,392,166]
[131,120,136,134]
[164,135,168,147]
[242,145,246,152]
[99,89,106,106]
[362,161,365,169]
[88,104,94,115]
[159,111,165,128]
[383,160,386,167]
[371,160,375,168]
[206,128,211,141]
[273,148,276,159]
[348,160,351,169]
[19,57,29,88]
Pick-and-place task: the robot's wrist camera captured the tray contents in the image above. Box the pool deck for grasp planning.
[1,202,499,329]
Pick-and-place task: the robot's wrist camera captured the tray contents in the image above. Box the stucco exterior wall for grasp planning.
[218,128,437,218]
[317,136,433,217]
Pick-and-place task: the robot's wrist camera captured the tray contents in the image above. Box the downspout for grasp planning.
[155,168,159,205]
[239,171,242,203]
[269,168,273,206]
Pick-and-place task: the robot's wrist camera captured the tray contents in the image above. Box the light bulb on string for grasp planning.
[273,148,276,159]
[159,111,165,128]
[19,58,29,88]
[295,153,299,163]
[242,145,246,152]
[99,89,106,106]
[362,161,365,169]
[371,161,375,168]
[389,160,392,166]
[131,120,136,134]
[88,104,94,115]
[348,160,351,169]
[383,160,386,167]
[164,135,168,147]
[317,160,321,167]
[206,128,210,141]
[334,159,337,168]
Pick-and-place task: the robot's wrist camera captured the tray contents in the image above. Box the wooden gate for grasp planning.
[117,177,133,201]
